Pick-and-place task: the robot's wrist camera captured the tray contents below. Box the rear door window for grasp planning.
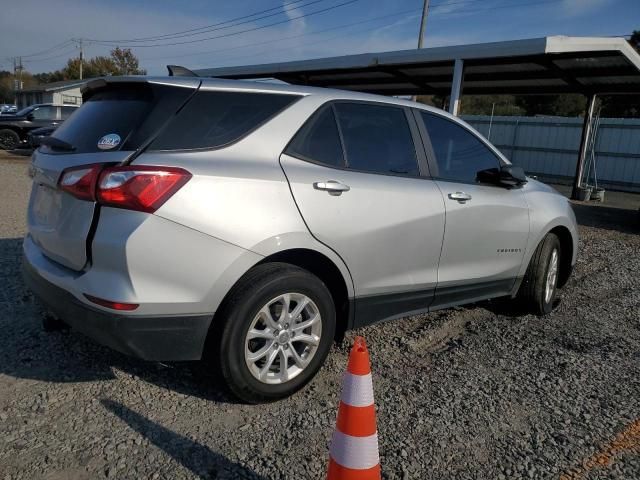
[285,106,345,168]
[32,106,57,120]
[60,106,77,120]
[333,103,419,176]
[148,91,300,151]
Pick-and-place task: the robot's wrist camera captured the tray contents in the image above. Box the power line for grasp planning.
[88,0,360,48]
[21,47,78,64]
[7,0,527,65]
[139,7,426,62]
[430,0,563,17]
[89,0,324,44]
[205,0,565,67]
[13,39,75,59]
[210,12,423,66]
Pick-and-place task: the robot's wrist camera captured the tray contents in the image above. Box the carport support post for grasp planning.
[449,58,464,116]
[571,94,597,200]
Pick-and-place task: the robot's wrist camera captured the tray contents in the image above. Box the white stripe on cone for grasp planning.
[340,372,374,407]
[330,430,380,470]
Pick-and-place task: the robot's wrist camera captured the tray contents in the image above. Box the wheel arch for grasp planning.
[204,246,353,361]
[255,248,352,340]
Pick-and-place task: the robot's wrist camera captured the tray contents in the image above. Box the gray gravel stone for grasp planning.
[0,156,639,479]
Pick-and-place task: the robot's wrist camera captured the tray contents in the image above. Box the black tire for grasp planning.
[214,262,336,403]
[0,129,20,150]
[518,233,562,315]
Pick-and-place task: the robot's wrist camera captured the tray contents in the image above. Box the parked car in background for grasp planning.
[0,104,18,115]
[27,126,57,148]
[23,76,578,403]
[0,104,78,150]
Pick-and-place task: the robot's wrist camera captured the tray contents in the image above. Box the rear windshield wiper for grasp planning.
[40,136,76,152]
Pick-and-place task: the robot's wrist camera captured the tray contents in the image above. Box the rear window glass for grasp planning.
[285,106,345,168]
[48,84,192,154]
[148,91,300,151]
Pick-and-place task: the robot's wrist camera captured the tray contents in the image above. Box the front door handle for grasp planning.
[448,191,472,202]
[313,180,350,196]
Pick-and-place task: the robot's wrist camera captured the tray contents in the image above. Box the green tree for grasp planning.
[630,30,640,52]
[110,47,145,75]
[30,48,146,83]
[459,95,525,116]
[515,94,586,117]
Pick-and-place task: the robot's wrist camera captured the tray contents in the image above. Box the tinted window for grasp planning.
[49,84,191,154]
[334,103,419,176]
[32,106,57,120]
[421,112,501,183]
[60,106,77,120]
[285,106,344,168]
[149,91,299,151]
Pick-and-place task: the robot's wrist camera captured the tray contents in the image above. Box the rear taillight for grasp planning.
[97,166,191,213]
[58,164,191,213]
[58,164,102,201]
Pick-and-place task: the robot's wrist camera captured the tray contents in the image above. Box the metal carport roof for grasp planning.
[195,36,640,97]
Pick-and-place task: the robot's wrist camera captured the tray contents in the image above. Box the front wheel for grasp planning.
[518,233,562,315]
[0,129,20,150]
[215,263,336,403]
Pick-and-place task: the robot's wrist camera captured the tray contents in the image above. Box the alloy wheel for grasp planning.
[244,293,322,385]
[544,248,559,304]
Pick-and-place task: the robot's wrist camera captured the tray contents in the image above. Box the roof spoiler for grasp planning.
[167,65,199,77]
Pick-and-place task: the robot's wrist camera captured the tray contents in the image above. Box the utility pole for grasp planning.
[13,57,17,105]
[78,38,84,80]
[13,57,24,106]
[412,0,430,102]
[417,0,430,49]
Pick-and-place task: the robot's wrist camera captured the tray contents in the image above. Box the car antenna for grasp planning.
[166,65,199,77]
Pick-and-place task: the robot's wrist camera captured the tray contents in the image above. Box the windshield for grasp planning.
[15,105,36,116]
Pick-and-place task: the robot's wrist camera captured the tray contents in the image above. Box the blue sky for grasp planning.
[1,0,638,75]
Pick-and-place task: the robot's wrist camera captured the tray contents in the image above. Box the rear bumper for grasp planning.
[23,257,212,361]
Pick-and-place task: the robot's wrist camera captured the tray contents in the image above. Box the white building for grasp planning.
[16,80,86,109]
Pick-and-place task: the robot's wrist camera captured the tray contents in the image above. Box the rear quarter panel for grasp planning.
[131,94,355,304]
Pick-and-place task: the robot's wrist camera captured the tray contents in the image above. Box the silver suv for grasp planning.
[23,76,578,402]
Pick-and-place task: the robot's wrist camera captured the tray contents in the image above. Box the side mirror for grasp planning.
[477,165,527,187]
[500,165,527,187]
[26,113,34,121]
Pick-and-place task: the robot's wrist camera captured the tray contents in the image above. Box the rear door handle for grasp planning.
[448,191,472,202]
[313,180,350,196]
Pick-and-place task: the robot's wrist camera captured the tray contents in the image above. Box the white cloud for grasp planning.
[560,0,614,16]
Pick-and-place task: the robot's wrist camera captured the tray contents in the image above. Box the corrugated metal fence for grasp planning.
[463,115,640,192]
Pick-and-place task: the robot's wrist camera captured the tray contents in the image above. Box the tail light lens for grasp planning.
[97,166,191,213]
[58,164,102,201]
[58,164,191,213]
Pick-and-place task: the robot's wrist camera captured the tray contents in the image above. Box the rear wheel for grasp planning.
[518,233,561,315]
[0,129,20,150]
[215,263,336,403]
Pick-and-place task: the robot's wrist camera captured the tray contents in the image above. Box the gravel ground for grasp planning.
[1,153,639,479]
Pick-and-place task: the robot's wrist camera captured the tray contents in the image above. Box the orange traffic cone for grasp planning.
[327,336,381,480]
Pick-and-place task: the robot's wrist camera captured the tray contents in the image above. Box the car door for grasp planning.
[415,110,530,309]
[29,105,60,129]
[280,101,446,326]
